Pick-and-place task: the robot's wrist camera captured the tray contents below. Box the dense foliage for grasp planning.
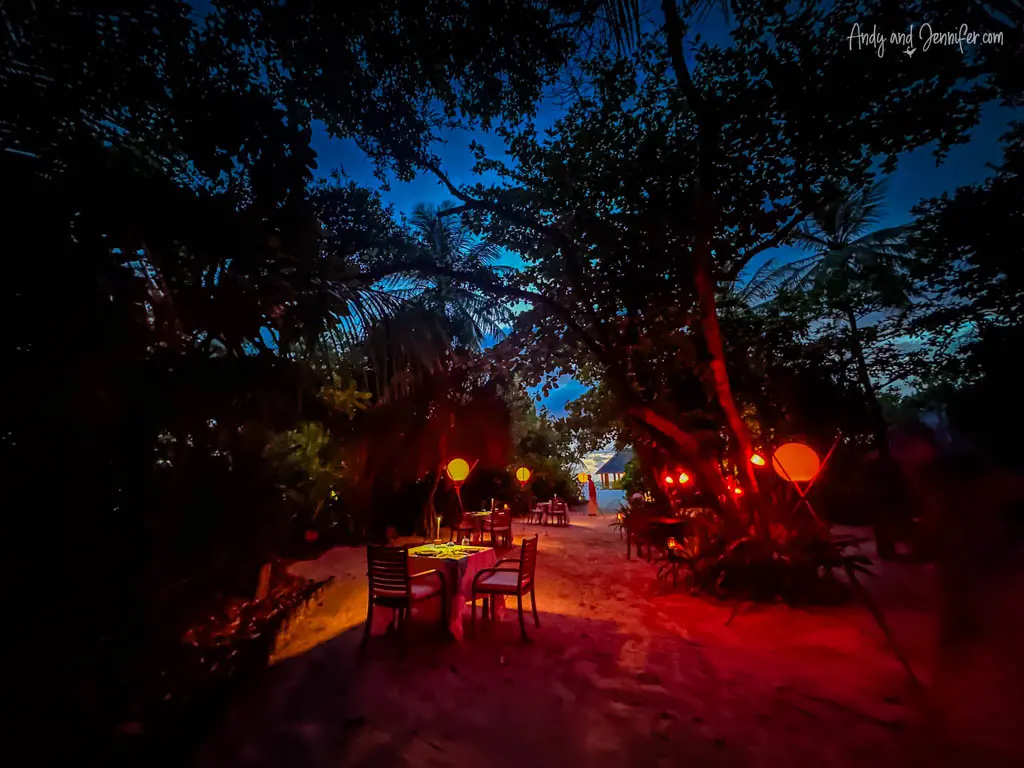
[419,0,990,521]
[2,2,595,758]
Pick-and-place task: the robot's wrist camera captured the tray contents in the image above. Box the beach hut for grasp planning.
[594,448,634,490]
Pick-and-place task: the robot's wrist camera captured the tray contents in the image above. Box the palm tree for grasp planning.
[774,182,911,451]
[410,203,514,351]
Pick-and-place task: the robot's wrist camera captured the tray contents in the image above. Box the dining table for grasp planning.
[369,543,506,641]
[534,501,551,524]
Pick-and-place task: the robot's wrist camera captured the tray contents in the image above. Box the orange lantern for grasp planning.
[772,443,820,482]
[577,472,589,483]
[515,466,532,484]
[678,472,691,484]
[446,458,470,483]
[663,474,675,484]
[750,453,766,466]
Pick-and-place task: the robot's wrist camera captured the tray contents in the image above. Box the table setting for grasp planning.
[369,542,507,641]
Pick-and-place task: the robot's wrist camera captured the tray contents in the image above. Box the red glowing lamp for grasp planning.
[733,487,744,496]
[772,443,821,482]
[750,453,766,466]
[678,472,691,485]
[663,474,675,484]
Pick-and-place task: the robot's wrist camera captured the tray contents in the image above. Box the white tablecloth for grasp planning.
[369,545,507,641]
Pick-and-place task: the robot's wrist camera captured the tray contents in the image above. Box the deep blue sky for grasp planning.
[309,13,1017,417]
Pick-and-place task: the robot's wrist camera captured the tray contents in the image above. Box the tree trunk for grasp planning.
[423,433,447,538]
[693,257,760,495]
[627,406,746,535]
[424,460,444,539]
[630,439,667,505]
[845,306,888,456]
[660,0,759,497]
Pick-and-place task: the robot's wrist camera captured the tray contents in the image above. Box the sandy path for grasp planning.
[199,511,1008,767]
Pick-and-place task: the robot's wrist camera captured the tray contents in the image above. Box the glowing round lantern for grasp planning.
[772,442,820,482]
[663,474,675,484]
[678,472,691,484]
[446,458,470,483]
[750,453,766,466]
[515,466,532,484]
[577,472,589,483]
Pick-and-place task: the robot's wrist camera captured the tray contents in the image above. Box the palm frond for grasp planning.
[837,182,888,241]
[849,225,910,252]
[730,257,786,305]
[466,240,501,266]
[791,226,831,252]
[766,254,823,290]
[595,0,642,49]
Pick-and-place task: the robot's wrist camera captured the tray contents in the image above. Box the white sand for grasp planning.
[201,510,1022,767]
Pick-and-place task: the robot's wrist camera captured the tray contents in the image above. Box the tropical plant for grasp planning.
[615,457,647,495]
[410,203,514,350]
[264,381,369,534]
[704,530,874,604]
[778,184,911,296]
[771,183,913,450]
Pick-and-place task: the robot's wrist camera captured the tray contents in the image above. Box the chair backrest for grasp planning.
[518,535,539,587]
[366,544,409,597]
[491,509,511,528]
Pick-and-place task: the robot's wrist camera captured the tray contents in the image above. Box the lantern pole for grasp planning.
[443,458,477,541]
[514,466,531,522]
[776,435,841,523]
[453,460,478,518]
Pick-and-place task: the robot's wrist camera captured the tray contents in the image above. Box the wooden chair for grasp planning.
[361,544,447,648]
[471,535,540,641]
[549,499,569,527]
[482,509,513,549]
[625,513,655,561]
[450,511,477,543]
[526,502,545,525]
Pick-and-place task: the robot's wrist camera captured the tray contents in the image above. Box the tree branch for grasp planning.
[730,210,810,279]
[660,0,702,114]
[422,161,559,239]
[348,258,609,362]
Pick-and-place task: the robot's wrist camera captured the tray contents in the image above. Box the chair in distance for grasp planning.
[548,498,569,526]
[450,509,477,543]
[482,508,513,549]
[526,502,545,525]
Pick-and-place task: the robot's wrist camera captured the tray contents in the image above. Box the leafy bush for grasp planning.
[659,520,873,604]
[615,457,648,495]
